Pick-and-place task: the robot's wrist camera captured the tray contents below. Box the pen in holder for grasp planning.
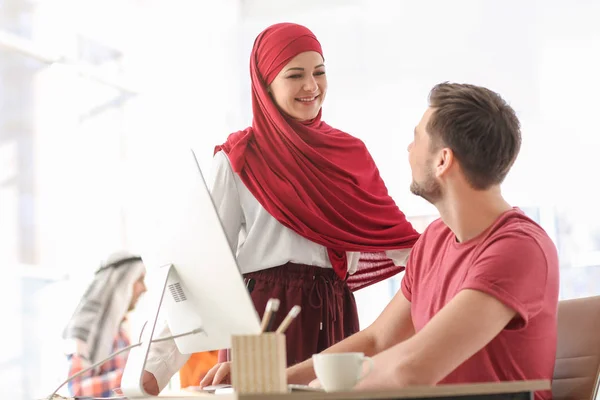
[230,332,287,394]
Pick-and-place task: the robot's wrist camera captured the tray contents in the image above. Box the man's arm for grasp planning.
[287,287,415,384]
[355,289,516,390]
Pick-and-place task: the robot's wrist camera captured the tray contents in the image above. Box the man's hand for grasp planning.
[286,286,415,385]
[200,362,232,387]
[142,370,159,395]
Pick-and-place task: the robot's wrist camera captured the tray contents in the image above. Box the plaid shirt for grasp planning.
[67,325,130,398]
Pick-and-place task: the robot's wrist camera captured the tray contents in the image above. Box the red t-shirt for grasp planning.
[401,209,559,400]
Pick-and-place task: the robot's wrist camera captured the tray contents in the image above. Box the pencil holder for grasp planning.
[231,333,287,394]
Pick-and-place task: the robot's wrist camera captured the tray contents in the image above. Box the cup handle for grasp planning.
[357,356,374,382]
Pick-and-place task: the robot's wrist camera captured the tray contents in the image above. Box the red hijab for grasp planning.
[215,23,419,290]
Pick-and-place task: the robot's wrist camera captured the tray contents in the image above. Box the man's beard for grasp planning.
[410,175,442,204]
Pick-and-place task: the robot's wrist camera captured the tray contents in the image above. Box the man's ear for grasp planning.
[435,148,454,178]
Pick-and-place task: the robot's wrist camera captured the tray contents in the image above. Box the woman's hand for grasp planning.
[200,362,232,387]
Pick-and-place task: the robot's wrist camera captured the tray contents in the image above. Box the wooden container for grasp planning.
[231,333,287,394]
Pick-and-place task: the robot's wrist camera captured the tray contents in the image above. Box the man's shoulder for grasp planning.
[478,210,559,281]
[488,209,556,251]
[417,209,557,258]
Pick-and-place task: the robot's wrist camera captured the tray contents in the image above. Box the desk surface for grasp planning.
[237,380,550,400]
[128,379,549,400]
[48,380,548,400]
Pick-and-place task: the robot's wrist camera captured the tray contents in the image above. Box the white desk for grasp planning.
[104,380,549,400]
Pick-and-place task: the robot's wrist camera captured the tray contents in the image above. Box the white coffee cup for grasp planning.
[312,352,374,392]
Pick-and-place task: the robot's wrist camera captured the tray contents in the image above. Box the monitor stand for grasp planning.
[120,263,174,398]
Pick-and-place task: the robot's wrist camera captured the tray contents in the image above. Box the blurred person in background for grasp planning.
[62,251,147,398]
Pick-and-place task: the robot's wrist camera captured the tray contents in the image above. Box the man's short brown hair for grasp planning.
[427,82,522,190]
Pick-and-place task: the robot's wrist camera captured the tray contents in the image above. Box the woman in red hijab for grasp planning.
[142,22,419,394]
[202,21,419,385]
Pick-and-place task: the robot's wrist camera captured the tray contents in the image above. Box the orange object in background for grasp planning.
[179,351,219,388]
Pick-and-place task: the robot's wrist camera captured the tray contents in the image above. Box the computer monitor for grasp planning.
[120,148,261,397]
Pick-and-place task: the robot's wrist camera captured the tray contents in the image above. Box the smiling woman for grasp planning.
[139,22,420,395]
[268,51,327,121]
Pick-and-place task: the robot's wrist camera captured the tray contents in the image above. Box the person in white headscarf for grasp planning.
[62,251,147,398]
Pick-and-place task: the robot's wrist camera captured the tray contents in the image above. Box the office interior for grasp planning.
[1,0,599,399]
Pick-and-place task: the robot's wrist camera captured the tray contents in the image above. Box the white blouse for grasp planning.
[209,150,409,274]
[144,150,411,391]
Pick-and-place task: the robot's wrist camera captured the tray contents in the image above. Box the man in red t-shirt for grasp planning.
[282,82,559,400]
